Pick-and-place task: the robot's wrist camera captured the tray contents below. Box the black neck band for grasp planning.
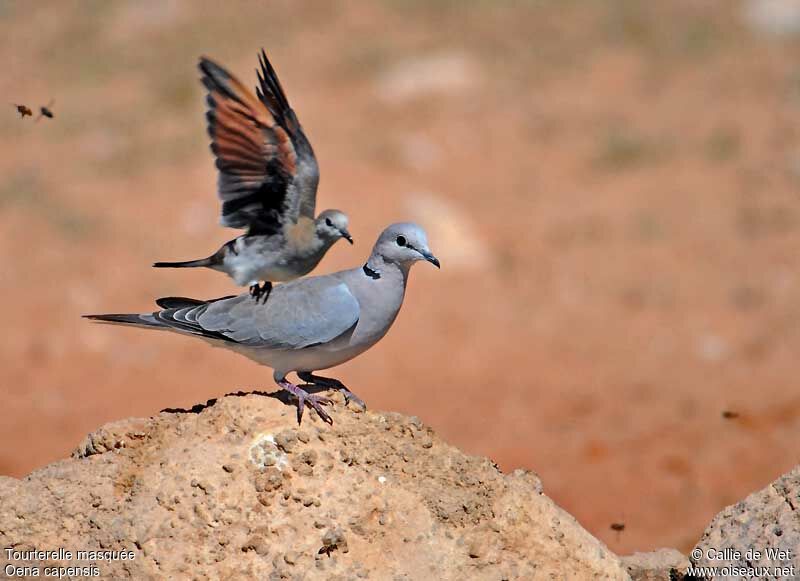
[363,264,381,279]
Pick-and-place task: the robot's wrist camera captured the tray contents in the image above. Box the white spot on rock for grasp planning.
[249,433,289,471]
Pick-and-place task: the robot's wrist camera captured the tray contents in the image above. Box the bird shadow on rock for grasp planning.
[160,389,285,414]
[159,386,334,415]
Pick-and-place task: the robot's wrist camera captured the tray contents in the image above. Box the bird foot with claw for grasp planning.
[339,388,366,410]
[249,282,272,304]
[279,380,333,424]
[297,372,367,410]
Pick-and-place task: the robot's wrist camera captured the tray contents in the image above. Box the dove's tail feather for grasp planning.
[83,313,164,328]
[84,296,237,343]
[152,257,213,269]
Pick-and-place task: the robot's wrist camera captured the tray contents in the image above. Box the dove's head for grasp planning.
[373,222,440,269]
[316,209,353,244]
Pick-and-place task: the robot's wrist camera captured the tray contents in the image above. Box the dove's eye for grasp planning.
[325,218,333,227]
[396,236,407,247]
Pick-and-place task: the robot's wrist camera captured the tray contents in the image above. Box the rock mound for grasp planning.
[691,465,800,579]
[0,393,630,579]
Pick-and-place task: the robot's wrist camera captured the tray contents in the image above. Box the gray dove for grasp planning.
[87,223,439,424]
[154,51,352,303]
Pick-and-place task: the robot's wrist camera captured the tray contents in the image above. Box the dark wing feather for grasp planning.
[156,296,234,309]
[255,50,320,221]
[149,293,239,342]
[152,304,235,342]
[200,56,299,234]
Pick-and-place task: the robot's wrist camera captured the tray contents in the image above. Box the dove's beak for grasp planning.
[422,250,440,268]
[340,229,354,244]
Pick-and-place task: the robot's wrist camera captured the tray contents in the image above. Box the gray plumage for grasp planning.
[87,223,440,424]
[154,51,352,295]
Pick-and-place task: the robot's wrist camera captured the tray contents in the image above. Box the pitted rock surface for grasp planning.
[0,393,630,579]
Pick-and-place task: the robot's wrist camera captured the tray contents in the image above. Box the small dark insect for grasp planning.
[13,104,32,118]
[317,544,337,558]
[610,521,626,542]
[722,410,740,419]
[37,100,55,121]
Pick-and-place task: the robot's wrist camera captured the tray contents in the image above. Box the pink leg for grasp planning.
[278,379,333,425]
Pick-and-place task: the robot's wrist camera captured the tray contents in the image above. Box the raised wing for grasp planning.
[153,278,359,350]
[200,52,319,235]
[255,50,319,221]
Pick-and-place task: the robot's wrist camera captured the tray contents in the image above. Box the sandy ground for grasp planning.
[1,0,799,554]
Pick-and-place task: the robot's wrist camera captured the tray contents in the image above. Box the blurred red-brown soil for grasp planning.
[1,0,799,554]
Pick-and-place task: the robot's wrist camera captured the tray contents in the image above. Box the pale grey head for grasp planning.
[372,222,440,268]
[315,209,353,244]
